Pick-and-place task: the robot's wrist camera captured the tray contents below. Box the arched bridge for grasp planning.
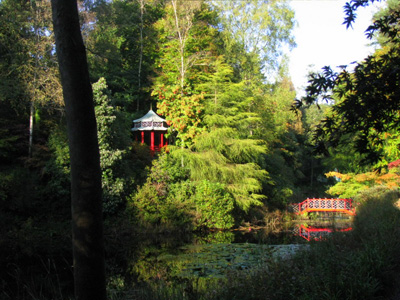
[294,225,353,241]
[290,198,356,216]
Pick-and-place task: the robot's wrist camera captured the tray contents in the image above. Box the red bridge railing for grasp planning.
[295,225,353,241]
[290,198,356,216]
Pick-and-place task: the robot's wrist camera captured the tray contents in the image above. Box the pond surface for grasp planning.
[1,216,353,299]
[111,217,353,284]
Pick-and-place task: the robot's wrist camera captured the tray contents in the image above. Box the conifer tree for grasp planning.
[168,55,270,210]
[93,78,133,214]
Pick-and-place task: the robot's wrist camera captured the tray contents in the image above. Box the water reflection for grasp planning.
[293,224,353,241]
[193,230,235,244]
[108,219,353,284]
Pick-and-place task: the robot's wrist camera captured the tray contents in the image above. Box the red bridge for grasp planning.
[290,198,356,216]
[295,225,353,241]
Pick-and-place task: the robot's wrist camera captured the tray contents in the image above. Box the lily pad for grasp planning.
[158,243,278,279]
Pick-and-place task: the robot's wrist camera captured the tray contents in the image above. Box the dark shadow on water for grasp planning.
[232,228,306,244]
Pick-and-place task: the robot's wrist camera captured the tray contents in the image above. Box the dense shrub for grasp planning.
[132,178,193,229]
[191,180,234,230]
[129,154,235,230]
[131,179,235,230]
[129,153,192,229]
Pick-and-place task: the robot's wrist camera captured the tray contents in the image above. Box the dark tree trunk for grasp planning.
[51,1,106,299]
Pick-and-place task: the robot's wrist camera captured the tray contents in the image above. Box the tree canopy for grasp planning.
[297,0,400,166]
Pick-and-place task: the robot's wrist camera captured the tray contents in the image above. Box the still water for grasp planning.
[111,218,353,283]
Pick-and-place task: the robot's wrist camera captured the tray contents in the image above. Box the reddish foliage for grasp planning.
[388,159,400,169]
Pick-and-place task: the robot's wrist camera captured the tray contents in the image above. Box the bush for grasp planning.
[129,154,235,230]
[131,179,235,231]
[191,180,234,230]
[129,153,193,230]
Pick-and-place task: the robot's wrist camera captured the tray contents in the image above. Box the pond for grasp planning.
[107,216,353,286]
[1,215,353,299]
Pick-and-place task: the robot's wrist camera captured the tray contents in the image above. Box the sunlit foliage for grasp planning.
[326,168,400,198]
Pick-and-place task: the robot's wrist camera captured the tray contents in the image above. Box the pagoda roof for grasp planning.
[131,109,168,131]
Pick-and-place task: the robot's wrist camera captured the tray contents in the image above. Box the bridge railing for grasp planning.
[289,198,356,215]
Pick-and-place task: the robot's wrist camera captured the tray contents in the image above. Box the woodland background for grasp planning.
[2,0,400,299]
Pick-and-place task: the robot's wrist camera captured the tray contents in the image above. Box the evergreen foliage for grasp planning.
[93,78,137,214]
[86,0,163,111]
[131,153,235,230]
[169,131,268,211]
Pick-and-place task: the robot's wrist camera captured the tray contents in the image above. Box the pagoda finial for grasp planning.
[150,103,153,111]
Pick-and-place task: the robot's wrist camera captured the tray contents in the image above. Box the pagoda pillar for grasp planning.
[160,133,164,148]
[141,131,144,144]
[150,131,155,151]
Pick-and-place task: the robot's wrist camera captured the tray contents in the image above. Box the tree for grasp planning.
[0,0,62,158]
[170,0,202,89]
[0,1,31,163]
[86,0,162,112]
[153,0,217,147]
[167,58,270,211]
[209,0,295,81]
[93,77,133,214]
[150,1,302,210]
[51,1,106,299]
[298,0,400,165]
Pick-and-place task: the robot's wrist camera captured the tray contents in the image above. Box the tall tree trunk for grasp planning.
[28,102,34,158]
[137,0,144,111]
[29,0,39,158]
[171,0,189,90]
[51,1,106,300]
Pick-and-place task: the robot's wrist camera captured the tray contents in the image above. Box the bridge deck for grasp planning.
[290,198,356,216]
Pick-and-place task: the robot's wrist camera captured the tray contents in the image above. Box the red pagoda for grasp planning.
[131,109,169,153]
